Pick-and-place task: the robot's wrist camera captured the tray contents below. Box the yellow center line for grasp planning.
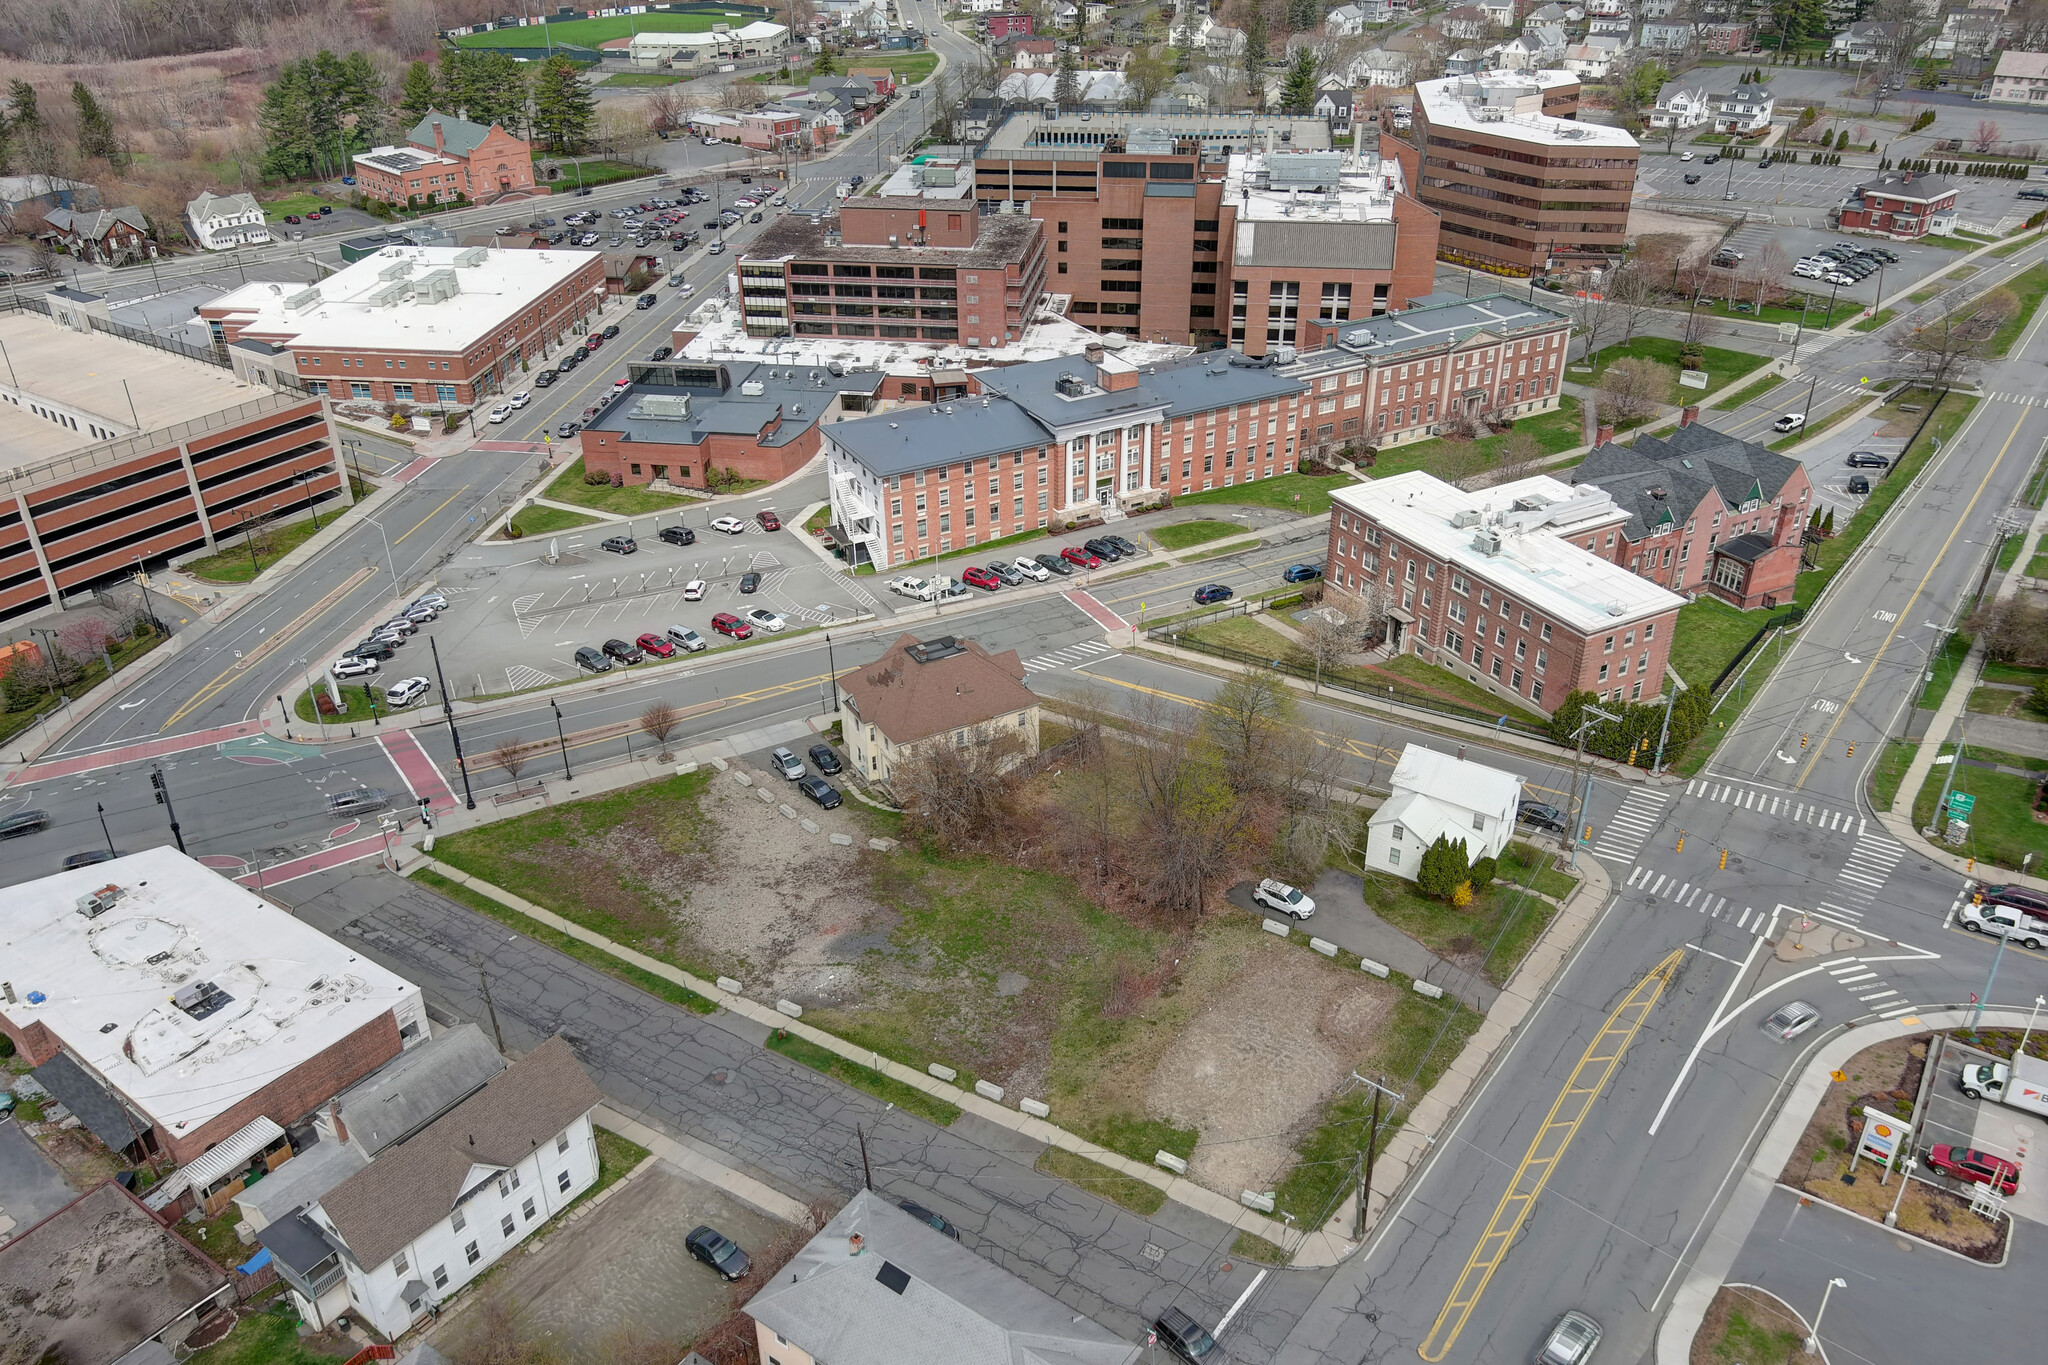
[1793,405,2022,788]
[391,486,470,548]
[158,567,378,731]
[1416,949,1683,1362]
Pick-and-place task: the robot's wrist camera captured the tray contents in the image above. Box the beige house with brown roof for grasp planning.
[837,633,1041,784]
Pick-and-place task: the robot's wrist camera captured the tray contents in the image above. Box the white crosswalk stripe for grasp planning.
[1838,832,1905,894]
[1819,955,1917,1018]
[1688,778,1861,832]
[1592,789,1669,860]
[1987,391,2044,408]
[1021,640,1116,673]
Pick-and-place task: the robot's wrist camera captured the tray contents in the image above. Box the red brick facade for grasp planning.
[582,417,822,490]
[163,1011,403,1167]
[1835,171,1957,240]
[354,115,540,208]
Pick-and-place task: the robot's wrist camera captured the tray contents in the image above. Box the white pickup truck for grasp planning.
[1957,900,2048,949]
[1961,1052,2048,1117]
[888,576,937,601]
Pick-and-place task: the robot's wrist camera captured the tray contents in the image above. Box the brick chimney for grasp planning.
[432,120,446,156]
[1679,404,1699,427]
[1596,422,1615,445]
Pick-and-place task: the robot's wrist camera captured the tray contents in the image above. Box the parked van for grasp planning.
[326,787,392,817]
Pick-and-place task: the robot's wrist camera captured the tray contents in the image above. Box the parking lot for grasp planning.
[1917,1038,2048,1226]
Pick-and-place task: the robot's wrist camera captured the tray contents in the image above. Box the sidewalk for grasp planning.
[593,1105,813,1225]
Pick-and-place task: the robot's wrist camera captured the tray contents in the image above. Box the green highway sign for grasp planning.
[1948,792,1976,819]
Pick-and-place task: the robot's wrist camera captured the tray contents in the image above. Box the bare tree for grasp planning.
[1973,119,2004,155]
[638,701,680,759]
[1490,428,1545,483]
[2015,0,2048,50]
[894,730,1031,854]
[1596,356,1675,426]
[1123,693,1265,923]
[492,739,534,784]
[1607,263,1663,351]
[1296,606,1357,687]
[1890,288,2016,390]
[1969,597,2048,665]
[1566,287,1624,367]
[1203,668,1297,794]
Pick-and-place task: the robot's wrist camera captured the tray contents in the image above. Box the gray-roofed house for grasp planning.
[39,206,154,266]
[0,174,100,223]
[316,1021,507,1158]
[31,1050,154,1158]
[186,190,270,251]
[302,1035,602,1339]
[746,1189,1141,1365]
[0,1182,234,1365]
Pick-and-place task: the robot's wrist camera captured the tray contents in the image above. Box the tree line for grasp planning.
[0,78,123,177]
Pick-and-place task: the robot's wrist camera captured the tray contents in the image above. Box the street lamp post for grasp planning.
[96,802,115,857]
[2022,994,2048,1060]
[1972,917,2016,1029]
[550,698,573,779]
[1566,704,1623,870]
[1806,1277,1848,1355]
[430,636,477,810]
[374,516,399,585]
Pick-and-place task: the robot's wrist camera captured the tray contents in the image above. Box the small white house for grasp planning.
[1327,3,1370,37]
[1714,79,1773,134]
[1647,80,1711,129]
[186,190,270,251]
[1364,745,1521,882]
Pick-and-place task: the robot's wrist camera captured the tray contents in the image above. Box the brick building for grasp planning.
[737,198,1047,346]
[1570,414,1813,610]
[822,345,1304,568]
[578,358,885,489]
[200,245,606,405]
[1834,170,1959,240]
[972,111,1439,352]
[1323,470,1685,713]
[985,10,1036,37]
[0,848,426,1172]
[1412,70,1639,274]
[0,304,347,624]
[1282,292,1572,457]
[352,112,540,208]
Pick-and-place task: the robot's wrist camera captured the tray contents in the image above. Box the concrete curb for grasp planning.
[592,1104,814,1225]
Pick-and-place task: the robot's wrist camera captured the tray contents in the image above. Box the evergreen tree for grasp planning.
[468,51,529,134]
[337,50,386,152]
[1469,855,1497,890]
[438,47,481,120]
[813,45,837,75]
[1055,46,1080,107]
[9,80,41,131]
[399,61,439,127]
[529,56,597,153]
[1418,834,1471,901]
[1280,47,1317,115]
[71,81,118,163]
[1243,7,1269,107]
[1822,507,1835,534]
[1287,0,1319,30]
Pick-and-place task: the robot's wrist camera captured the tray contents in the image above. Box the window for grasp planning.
[557,1134,570,1155]
[393,1254,410,1277]
[433,1265,449,1289]
[451,1208,466,1233]
[1540,623,1553,642]
[523,1197,537,1220]
[498,1176,510,1198]
[466,1241,481,1265]
[502,1214,516,1236]
[1387,847,1401,867]
[1597,663,1609,682]
[1531,680,1543,704]
[1473,813,1487,832]
[558,1170,572,1192]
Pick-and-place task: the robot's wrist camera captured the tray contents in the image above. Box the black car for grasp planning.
[637,292,658,310]
[1976,884,2048,918]
[1846,474,1871,495]
[348,639,397,661]
[739,572,762,593]
[602,323,621,339]
[1703,153,1720,164]
[650,345,673,361]
[686,1225,751,1281]
[1518,800,1568,834]
[897,1200,961,1239]
[601,535,638,554]
[1035,552,1074,577]
[808,743,843,775]
[1083,537,1123,561]
[798,774,842,809]
[1846,451,1890,468]
[535,370,556,387]
[61,849,121,870]
[659,525,697,546]
[0,809,52,839]
[1104,534,1139,556]
[1193,583,1234,604]
[574,645,613,673]
[1683,173,1702,185]
[603,637,644,664]
[1154,1307,1219,1363]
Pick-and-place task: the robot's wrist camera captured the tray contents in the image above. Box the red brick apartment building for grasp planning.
[1412,71,1639,275]
[822,345,1305,568]
[737,198,1047,346]
[972,112,1439,352]
[353,113,540,207]
[1834,171,1959,240]
[1324,470,1686,713]
[0,300,347,624]
[1570,414,1813,610]
[201,245,606,405]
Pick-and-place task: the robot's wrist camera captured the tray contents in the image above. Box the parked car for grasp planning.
[637,292,658,310]
[666,625,708,652]
[574,645,613,672]
[602,324,620,339]
[756,510,782,531]
[1061,545,1100,569]
[712,516,748,535]
[798,774,843,809]
[1251,878,1315,918]
[685,1226,751,1281]
[0,809,52,839]
[602,637,644,665]
[384,676,431,708]
[1518,800,1569,834]
[1083,537,1123,561]
[961,566,1002,590]
[637,631,677,658]
[744,607,784,631]
[411,592,448,611]
[1104,534,1139,556]
[896,1200,958,1238]
[601,535,638,554]
[331,655,379,679]
[1034,552,1074,577]
[1014,556,1050,581]
[711,612,753,640]
[1193,583,1234,604]
[682,578,708,600]
[808,743,843,775]
[556,421,580,439]
[1282,563,1323,583]
[1534,1310,1603,1365]
[1759,1000,1821,1041]
[1973,883,2048,918]
[347,639,396,661]
[509,390,531,409]
[738,572,762,594]
[984,561,1024,586]
[1679,150,1694,161]
[1153,1307,1219,1365]
[659,525,696,546]
[1703,153,1720,164]
[487,403,513,423]
[771,746,804,780]
[1845,451,1889,468]
[1846,474,1871,495]
[1683,173,1702,185]
[61,849,122,870]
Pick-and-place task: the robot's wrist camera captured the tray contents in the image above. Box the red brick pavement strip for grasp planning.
[377,730,459,813]
[391,456,436,484]
[13,721,266,784]
[1063,587,1127,632]
[236,832,394,888]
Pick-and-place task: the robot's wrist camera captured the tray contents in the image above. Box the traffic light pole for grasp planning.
[430,636,477,811]
[149,764,186,854]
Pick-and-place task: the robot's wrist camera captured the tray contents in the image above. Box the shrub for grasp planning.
[610,471,624,489]
[584,468,611,485]
[1417,833,1471,901]
[505,521,525,539]
[1451,881,1473,908]
[1470,855,1497,890]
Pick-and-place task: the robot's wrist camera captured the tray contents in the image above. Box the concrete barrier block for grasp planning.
[1020,1098,1050,1118]
[829,833,855,845]
[1155,1151,1189,1175]
[1261,917,1289,938]
[779,803,799,819]
[710,756,729,771]
[869,837,898,852]
[974,1079,1005,1103]
[1241,1190,1276,1213]
[716,976,743,994]
[732,771,752,787]
[1309,937,1338,958]
[756,788,775,805]
[800,818,819,834]
[679,762,698,774]
[422,835,435,853]
[1412,979,1446,1000]
[775,999,803,1018]
[927,1063,958,1083]
[1360,957,1391,979]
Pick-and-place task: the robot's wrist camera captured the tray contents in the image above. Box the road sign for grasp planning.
[1678,369,1709,390]
[1830,1070,1847,1083]
[1948,791,1977,820]
[1777,322,1799,343]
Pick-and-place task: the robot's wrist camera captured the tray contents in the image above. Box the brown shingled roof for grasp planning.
[837,633,1037,748]
[316,1035,600,1270]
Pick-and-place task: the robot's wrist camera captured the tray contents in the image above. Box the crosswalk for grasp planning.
[1022,640,1114,673]
[1684,778,1866,833]
[1622,866,1771,932]
[1825,954,1919,1020]
[1591,789,1670,862]
[1985,391,2044,408]
[1839,831,1907,893]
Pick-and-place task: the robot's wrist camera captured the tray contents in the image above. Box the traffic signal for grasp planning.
[1846,742,1856,757]
[1720,848,1729,870]
[150,769,166,805]
[1676,829,1686,853]
[1801,734,1809,749]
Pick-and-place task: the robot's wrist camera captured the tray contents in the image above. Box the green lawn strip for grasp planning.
[2029,552,2048,581]
[1364,396,1585,481]
[1999,534,2028,571]
[1869,739,1919,811]
[1585,337,1768,402]
[1378,655,1548,729]
[1035,1146,1165,1216]
[1173,471,1354,515]
[1713,372,1784,410]
[186,1306,350,1365]
[838,51,939,81]
[503,503,601,538]
[1500,839,1578,901]
[1913,743,2048,871]
[414,868,718,1015]
[767,1029,964,1127]
[601,72,687,85]
[1987,261,2048,357]
[455,14,720,46]
[1851,308,1897,333]
[1150,519,1247,550]
[1991,235,2045,259]
[1920,631,1974,710]
[183,515,329,583]
[0,629,165,748]
[551,159,659,192]
[1231,1230,1290,1264]
[293,681,396,726]
[1670,627,1794,779]
[542,456,697,515]
[1359,858,1561,987]
[1967,684,2022,715]
[1982,659,2048,687]
[1272,984,1481,1224]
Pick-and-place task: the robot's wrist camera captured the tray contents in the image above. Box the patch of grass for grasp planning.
[455,13,721,46]
[1767,396,1868,450]
[1967,684,2021,715]
[1913,742,2048,871]
[549,159,660,192]
[1034,1146,1166,1216]
[1670,594,1773,694]
[1851,308,1897,332]
[1983,659,2048,687]
[256,190,332,219]
[1365,396,1587,480]
[1991,234,2044,258]
[1150,519,1247,551]
[1988,261,2048,357]
[1869,739,1919,811]
[804,504,831,534]
[1585,337,1768,403]
[1358,867,1561,987]
[766,1030,964,1127]
[1920,631,1974,710]
[186,1311,351,1365]
[1500,839,1578,901]
[1700,1304,1807,1365]
[1713,371,1783,410]
[179,1209,246,1269]
[2031,553,2048,580]
[1231,1229,1290,1264]
[1173,471,1354,516]
[601,71,686,85]
[840,51,940,82]
[503,503,602,538]
[588,1127,652,1200]
[1378,655,1548,729]
[2000,533,2029,572]
[542,456,697,515]
[293,681,394,726]
[183,515,329,583]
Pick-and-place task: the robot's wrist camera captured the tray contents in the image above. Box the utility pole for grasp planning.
[430,636,477,810]
[149,764,185,853]
[1566,704,1623,870]
[474,955,506,1052]
[550,697,573,778]
[857,1123,873,1191]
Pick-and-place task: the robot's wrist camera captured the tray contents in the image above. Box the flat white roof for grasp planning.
[0,847,423,1139]
[209,245,600,356]
[1334,470,1683,632]
[1223,147,1405,224]
[677,297,1191,372]
[1416,70,1638,149]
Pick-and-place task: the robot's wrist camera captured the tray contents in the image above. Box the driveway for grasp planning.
[1223,873,1499,1012]
[0,1119,78,1240]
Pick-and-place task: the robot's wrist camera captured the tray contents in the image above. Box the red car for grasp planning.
[636,631,677,658]
[585,335,603,350]
[710,611,753,640]
[756,510,782,531]
[1926,1144,2020,1194]
[960,566,1001,590]
[1061,545,1101,569]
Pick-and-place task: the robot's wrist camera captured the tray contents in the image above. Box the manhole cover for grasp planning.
[1141,1242,1165,1264]
[274,821,289,829]
[710,1069,729,1085]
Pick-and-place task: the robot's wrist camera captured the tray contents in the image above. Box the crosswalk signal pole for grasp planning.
[149,765,185,854]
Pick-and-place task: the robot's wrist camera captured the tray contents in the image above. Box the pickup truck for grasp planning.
[1957,901,2048,949]
[1960,1052,2048,1117]
[888,576,936,601]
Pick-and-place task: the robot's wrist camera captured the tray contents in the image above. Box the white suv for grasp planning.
[384,676,431,708]
[1013,556,1050,581]
[1251,879,1315,918]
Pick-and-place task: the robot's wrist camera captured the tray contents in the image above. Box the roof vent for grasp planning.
[905,636,966,664]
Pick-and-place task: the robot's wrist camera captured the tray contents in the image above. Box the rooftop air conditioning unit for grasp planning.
[1472,528,1503,555]
[1451,508,1482,529]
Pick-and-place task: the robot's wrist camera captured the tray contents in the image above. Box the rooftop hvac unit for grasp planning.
[415,268,460,304]
[366,280,412,308]
[171,980,235,1020]
[452,246,490,268]
[740,380,766,396]
[284,287,322,313]
[1472,528,1503,555]
[1055,372,1089,397]
[378,260,414,281]
[74,884,126,919]
[1451,508,1482,529]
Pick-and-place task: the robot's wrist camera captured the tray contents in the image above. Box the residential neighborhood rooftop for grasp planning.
[837,634,1038,747]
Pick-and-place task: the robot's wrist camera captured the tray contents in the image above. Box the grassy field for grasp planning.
[1714,371,1783,410]
[186,1307,352,1365]
[1983,659,2048,687]
[454,14,721,46]
[1364,396,1586,481]
[504,503,601,538]
[1174,471,1354,516]
[1379,655,1548,727]
[1151,519,1247,551]
[1585,337,1769,403]
[1869,739,1918,810]
[837,50,940,82]
[548,159,660,192]
[183,514,328,583]
[543,456,696,516]
[1988,261,2048,357]
[1913,743,2048,871]
[256,190,333,219]
[601,71,688,86]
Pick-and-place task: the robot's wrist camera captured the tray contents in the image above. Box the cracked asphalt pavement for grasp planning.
[282,866,1330,1359]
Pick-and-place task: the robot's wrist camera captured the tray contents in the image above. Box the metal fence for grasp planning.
[0,389,322,501]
